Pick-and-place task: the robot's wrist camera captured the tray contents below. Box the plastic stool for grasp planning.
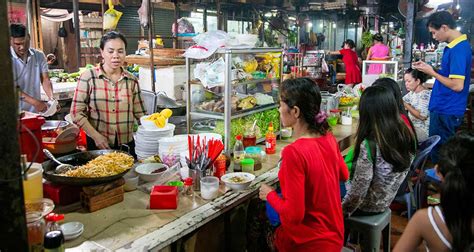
[344,209,392,252]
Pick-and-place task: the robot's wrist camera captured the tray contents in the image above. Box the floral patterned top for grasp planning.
[342,142,411,216]
[403,90,431,141]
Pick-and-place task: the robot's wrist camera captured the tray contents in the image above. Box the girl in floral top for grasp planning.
[403,68,431,141]
[342,86,416,216]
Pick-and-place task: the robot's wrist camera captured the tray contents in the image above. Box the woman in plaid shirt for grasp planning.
[71,31,146,157]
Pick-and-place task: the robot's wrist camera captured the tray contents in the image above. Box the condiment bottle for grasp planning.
[265,122,276,154]
[44,213,65,252]
[233,135,245,172]
[213,153,227,180]
[183,177,194,197]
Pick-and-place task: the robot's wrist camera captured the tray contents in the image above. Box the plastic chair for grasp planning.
[394,135,441,219]
[344,209,392,252]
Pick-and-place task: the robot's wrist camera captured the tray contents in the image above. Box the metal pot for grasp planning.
[320,91,339,113]
[42,120,69,131]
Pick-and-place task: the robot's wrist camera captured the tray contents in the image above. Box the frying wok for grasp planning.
[43,150,133,186]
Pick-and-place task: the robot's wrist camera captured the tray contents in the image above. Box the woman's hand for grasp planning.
[93,134,110,149]
[259,183,274,201]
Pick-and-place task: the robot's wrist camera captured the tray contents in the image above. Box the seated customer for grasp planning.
[373,78,416,134]
[393,132,474,252]
[342,85,416,216]
[403,68,431,141]
[259,78,349,251]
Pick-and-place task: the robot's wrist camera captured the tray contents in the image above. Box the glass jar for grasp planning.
[183,178,194,197]
[26,211,45,252]
[243,128,257,148]
[244,146,267,171]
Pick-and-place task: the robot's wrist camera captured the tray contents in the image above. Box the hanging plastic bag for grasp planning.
[321,58,329,73]
[103,0,122,30]
[137,0,149,28]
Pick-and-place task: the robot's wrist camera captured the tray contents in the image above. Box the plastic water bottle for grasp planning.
[233,135,245,172]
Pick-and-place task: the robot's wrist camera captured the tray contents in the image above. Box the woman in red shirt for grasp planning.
[328,39,362,86]
[259,78,349,251]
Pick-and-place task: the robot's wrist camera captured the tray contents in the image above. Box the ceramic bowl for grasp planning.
[135,163,169,183]
[221,172,255,191]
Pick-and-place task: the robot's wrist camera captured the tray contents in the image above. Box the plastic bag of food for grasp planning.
[184,45,216,59]
[192,30,230,49]
[103,0,122,30]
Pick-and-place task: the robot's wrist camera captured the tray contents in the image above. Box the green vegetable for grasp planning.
[361,32,373,49]
[213,108,280,147]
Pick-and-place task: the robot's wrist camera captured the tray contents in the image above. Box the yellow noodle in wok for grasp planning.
[62,152,133,178]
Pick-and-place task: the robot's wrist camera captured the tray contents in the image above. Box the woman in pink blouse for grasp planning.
[367,34,390,75]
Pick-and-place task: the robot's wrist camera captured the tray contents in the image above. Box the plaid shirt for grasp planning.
[71,66,146,145]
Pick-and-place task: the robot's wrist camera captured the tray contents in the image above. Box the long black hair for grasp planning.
[438,132,474,252]
[354,86,416,172]
[372,78,418,143]
[280,78,330,135]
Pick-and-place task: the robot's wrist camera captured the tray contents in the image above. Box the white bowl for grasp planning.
[60,222,84,236]
[221,172,255,191]
[135,163,169,182]
[140,116,169,130]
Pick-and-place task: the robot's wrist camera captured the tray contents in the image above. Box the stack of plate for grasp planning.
[135,123,175,160]
[60,222,84,241]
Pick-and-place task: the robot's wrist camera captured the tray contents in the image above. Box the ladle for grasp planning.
[43,149,75,174]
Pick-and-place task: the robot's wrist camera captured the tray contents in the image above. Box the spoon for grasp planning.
[43,149,75,174]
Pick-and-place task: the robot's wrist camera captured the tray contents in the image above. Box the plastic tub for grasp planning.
[241,158,255,174]
[200,176,219,200]
[22,164,44,203]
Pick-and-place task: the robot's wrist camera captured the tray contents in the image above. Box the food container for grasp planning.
[41,120,70,134]
[241,158,255,174]
[150,186,179,209]
[167,181,184,192]
[281,127,292,140]
[221,172,255,191]
[243,125,257,148]
[341,115,352,125]
[23,163,43,203]
[135,163,169,182]
[200,176,219,200]
[123,171,139,191]
[244,146,266,171]
[328,109,340,127]
[26,211,45,251]
[320,91,339,113]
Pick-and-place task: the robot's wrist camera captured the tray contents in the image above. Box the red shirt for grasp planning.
[267,133,349,252]
[339,48,362,84]
[401,113,413,130]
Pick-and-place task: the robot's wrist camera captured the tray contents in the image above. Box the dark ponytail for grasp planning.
[280,78,330,135]
[438,132,474,252]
